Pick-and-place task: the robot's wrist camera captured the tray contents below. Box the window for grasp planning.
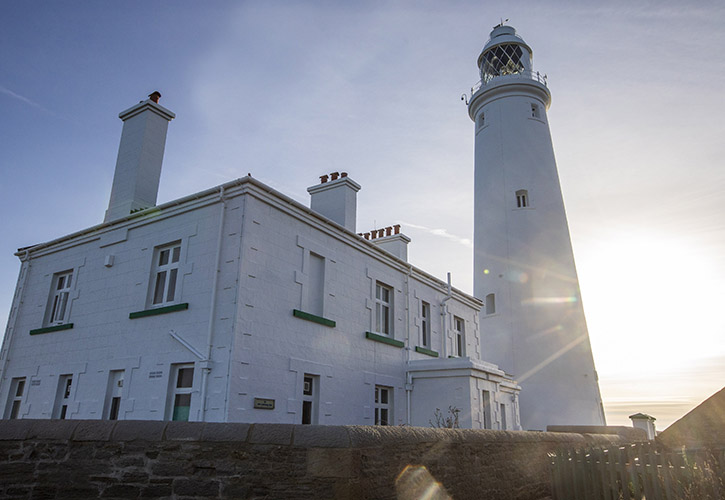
[500,403,508,430]
[308,252,325,317]
[4,377,26,419]
[52,374,73,419]
[374,386,392,425]
[482,390,492,429]
[485,293,496,314]
[301,374,319,425]
[477,112,485,129]
[531,103,540,119]
[375,282,393,335]
[169,364,194,421]
[515,189,529,208]
[47,270,73,325]
[151,243,181,306]
[104,370,124,420]
[454,316,465,357]
[421,301,431,348]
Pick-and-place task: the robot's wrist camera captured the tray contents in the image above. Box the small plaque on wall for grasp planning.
[254,398,275,410]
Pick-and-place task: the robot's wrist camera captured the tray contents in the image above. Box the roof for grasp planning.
[657,386,725,449]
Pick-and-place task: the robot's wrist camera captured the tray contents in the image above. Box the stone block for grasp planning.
[101,484,141,498]
[28,419,79,440]
[293,424,350,448]
[0,419,33,440]
[111,420,167,442]
[165,421,203,441]
[307,448,356,478]
[201,421,250,442]
[248,423,293,445]
[72,420,115,441]
[172,478,220,496]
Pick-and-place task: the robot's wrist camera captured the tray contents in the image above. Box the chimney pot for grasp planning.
[320,174,329,183]
[394,224,401,234]
[331,172,340,181]
[341,172,348,178]
[148,91,161,103]
[386,226,393,236]
[364,233,370,240]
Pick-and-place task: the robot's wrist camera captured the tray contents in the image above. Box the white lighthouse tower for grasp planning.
[468,24,605,430]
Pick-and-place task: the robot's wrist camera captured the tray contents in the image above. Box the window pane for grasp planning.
[64,378,72,398]
[153,271,166,304]
[374,408,379,425]
[109,397,121,420]
[177,367,194,388]
[56,292,68,322]
[166,268,178,302]
[380,408,389,425]
[50,295,60,322]
[380,389,388,404]
[10,401,20,419]
[382,306,389,334]
[172,394,191,421]
[16,380,25,397]
[66,273,72,287]
[171,246,180,263]
[302,400,312,425]
[159,249,169,266]
[374,387,379,404]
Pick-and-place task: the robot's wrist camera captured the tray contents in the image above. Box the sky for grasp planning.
[1,1,724,430]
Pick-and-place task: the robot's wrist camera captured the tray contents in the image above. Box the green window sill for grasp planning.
[415,346,439,357]
[30,323,74,336]
[129,302,189,319]
[292,309,336,327]
[365,331,404,348]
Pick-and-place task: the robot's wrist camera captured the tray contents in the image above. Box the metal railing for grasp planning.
[470,70,548,96]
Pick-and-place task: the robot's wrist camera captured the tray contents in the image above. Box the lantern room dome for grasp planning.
[477,24,534,84]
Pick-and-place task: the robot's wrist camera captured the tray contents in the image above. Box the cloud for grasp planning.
[0,85,48,112]
[400,221,473,248]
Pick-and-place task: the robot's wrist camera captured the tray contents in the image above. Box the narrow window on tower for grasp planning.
[515,189,529,208]
[530,103,540,119]
[374,385,393,425]
[307,252,325,317]
[421,301,431,348]
[477,111,485,130]
[482,390,492,429]
[485,293,496,315]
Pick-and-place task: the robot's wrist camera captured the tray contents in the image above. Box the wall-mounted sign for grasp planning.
[254,398,275,410]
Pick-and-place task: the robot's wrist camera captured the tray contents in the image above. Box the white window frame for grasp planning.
[168,363,195,421]
[454,316,465,357]
[5,377,26,419]
[375,282,393,335]
[301,374,319,425]
[47,270,73,325]
[421,301,431,348]
[374,385,393,426]
[150,242,182,307]
[52,374,73,420]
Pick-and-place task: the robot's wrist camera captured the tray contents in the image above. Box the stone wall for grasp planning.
[0,420,630,499]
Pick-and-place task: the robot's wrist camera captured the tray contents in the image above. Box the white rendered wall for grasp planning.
[0,179,517,428]
[470,79,604,429]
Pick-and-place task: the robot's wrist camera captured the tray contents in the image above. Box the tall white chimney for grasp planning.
[104,91,176,222]
[307,172,361,232]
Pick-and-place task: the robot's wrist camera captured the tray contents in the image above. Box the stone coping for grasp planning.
[0,419,628,448]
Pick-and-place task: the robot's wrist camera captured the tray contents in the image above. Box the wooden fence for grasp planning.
[549,442,724,500]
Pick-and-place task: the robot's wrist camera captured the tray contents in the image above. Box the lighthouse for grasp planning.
[468,24,605,430]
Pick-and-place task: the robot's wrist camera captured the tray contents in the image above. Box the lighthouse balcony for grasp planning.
[470,69,548,96]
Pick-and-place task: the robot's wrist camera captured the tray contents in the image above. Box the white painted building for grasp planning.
[468,24,605,429]
[0,93,520,429]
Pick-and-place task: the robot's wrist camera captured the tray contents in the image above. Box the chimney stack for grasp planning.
[104,91,175,222]
[307,172,361,232]
[360,224,411,261]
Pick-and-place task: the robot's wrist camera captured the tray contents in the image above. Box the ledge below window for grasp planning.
[365,331,404,348]
[129,303,189,319]
[292,309,336,327]
[30,323,74,336]
[415,346,439,357]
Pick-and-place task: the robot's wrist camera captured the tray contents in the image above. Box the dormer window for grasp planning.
[516,189,529,208]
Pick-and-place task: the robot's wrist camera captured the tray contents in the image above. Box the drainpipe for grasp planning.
[199,186,227,421]
[404,263,413,425]
[440,272,452,358]
[0,250,31,387]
